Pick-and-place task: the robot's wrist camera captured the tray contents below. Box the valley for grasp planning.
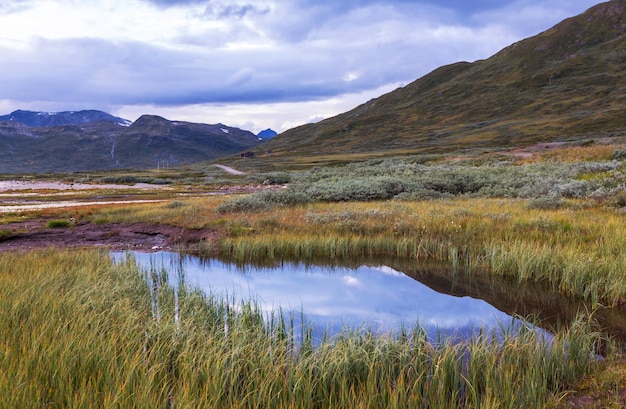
[2,1,626,407]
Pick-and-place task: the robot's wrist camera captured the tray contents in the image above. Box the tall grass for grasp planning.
[86,197,626,306]
[206,199,626,307]
[0,250,609,407]
[87,194,626,307]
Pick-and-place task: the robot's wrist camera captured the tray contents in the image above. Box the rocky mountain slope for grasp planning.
[0,110,131,127]
[255,0,626,159]
[0,111,262,173]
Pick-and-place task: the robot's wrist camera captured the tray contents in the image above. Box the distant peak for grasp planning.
[0,109,131,127]
[133,114,170,123]
[257,128,277,139]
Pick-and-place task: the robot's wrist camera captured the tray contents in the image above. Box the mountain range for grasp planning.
[2,1,625,173]
[0,110,264,173]
[251,0,626,163]
[0,110,132,128]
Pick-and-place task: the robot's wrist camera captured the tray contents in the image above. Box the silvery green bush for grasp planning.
[219,156,626,210]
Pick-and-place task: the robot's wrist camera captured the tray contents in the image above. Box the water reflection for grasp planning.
[113,251,528,341]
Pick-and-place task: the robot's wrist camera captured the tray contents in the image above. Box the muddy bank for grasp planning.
[0,220,216,253]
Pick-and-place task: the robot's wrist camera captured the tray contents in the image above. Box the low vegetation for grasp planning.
[229,151,625,206]
[74,148,626,310]
[47,219,72,228]
[0,250,610,407]
[2,142,626,406]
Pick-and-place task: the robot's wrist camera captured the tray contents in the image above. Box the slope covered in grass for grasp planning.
[249,1,626,165]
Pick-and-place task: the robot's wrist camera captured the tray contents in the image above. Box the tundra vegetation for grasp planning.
[0,250,611,407]
[2,142,626,407]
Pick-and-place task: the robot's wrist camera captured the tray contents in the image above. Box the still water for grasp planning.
[112,251,539,342]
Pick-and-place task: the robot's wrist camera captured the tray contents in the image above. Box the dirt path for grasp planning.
[0,220,216,253]
[214,164,246,175]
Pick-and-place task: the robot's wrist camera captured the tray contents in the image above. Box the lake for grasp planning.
[113,251,546,343]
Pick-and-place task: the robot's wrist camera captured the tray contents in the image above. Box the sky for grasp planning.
[0,0,603,134]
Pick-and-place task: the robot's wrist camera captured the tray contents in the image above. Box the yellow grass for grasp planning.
[82,196,626,307]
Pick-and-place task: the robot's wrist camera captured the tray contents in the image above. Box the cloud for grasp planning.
[111,81,401,132]
[0,0,34,12]
[0,0,603,130]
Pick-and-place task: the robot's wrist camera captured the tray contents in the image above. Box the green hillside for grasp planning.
[239,0,626,169]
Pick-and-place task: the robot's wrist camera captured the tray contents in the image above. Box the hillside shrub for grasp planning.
[526,196,566,210]
[264,156,626,203]
[612,148,626,160]
[215,190,310,213]
[607,190,626,208]
[165,200,187,209]
[261,189,310,206]
[302,177,408,202]
[246,172,292,185]
[216,195,272,214]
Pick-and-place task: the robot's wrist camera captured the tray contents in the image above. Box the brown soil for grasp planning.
[0,220,217,253]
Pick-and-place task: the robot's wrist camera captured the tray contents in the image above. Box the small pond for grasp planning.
[113,251,548,343]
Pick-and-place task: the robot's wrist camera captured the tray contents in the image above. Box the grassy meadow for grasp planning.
[0,250,610,408]
[2,143,626,407]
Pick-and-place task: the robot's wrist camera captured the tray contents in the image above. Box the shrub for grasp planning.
[215,189,310,213]
[526,196,565,210]
[303,177,408,202]
[247,172,292,185]
[611,148,626,160]
[608,190,626,208]
[216,195,272,214]
[261,189,310,206]
[165,200,187,209]
[284,156,626,202]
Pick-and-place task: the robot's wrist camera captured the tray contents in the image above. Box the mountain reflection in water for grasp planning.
[113,251,538,342]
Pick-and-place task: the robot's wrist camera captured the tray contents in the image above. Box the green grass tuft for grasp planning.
[47,219,71,228]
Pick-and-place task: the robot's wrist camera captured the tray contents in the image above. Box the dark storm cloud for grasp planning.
[1,35,412,107]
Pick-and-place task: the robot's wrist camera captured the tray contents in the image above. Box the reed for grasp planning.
[204,200,626,307]
[81,195,626,307]
[0,250,608,407]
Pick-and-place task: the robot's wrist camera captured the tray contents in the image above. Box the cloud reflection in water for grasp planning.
[116,252,518,340]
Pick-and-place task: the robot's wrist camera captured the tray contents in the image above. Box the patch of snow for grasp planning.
[221,128,229,133]
[117,120,132,127]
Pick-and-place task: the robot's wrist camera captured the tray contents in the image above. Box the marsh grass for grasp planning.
[47,219,71,228]
[0,228,11,240]
[85,195,626,307]
[205,199,624,304]
[0,250,609,408]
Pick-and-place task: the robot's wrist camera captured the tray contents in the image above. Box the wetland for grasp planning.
[3,147,626,407]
